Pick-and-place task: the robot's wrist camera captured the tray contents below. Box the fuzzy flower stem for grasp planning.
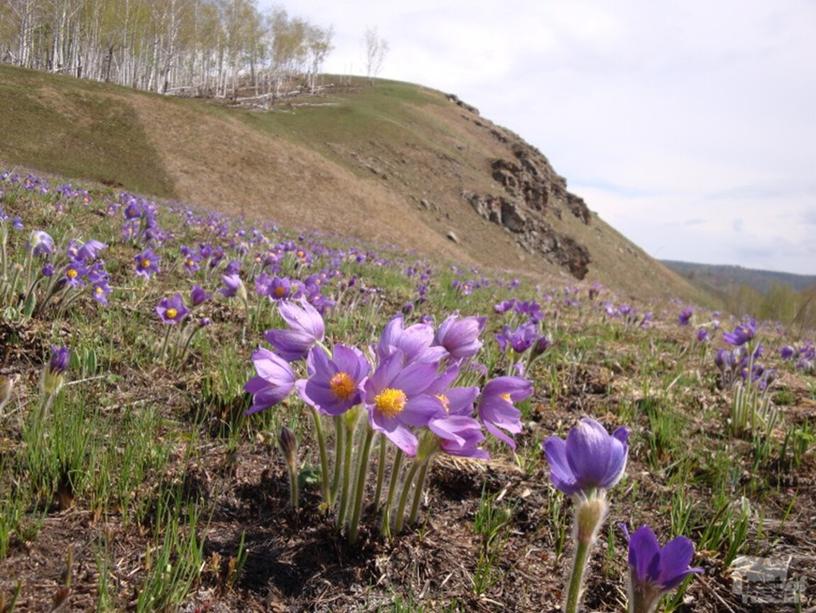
[373,435,387,509]
[379,448,403,537]
[159,325,172,362]
[310,409,331,506]
[565,540,591,613]
[337,423,354,529]
[394,461,420,534]
[331,416,344,502]
[347,427,375,544]
[408,456,432,526]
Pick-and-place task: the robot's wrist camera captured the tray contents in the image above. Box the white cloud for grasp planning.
[262,0,816,274]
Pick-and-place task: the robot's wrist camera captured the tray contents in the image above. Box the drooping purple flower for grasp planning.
[364,351,444,456]
[495,322,537,353]
[264,299,325,362]
[28,230,55,257]
[92,282,111,305]
[542,417,629,496]
[296,344,370,415]
[696,328,709,343]
[723,319,757,346]
[76,239,107,262]
[244,348,296,415]
[220,273,245,299]
[477,376,532,449]
[190,285,211,306]
[780,345,796,360]
[435,314,486,360]
[678,308,693,326]
[428,414,489,459]
[48,345,70,374]
[493,299,516,314]
[623,524,703,612]
[134,248,160,279]
[156,293,188,325]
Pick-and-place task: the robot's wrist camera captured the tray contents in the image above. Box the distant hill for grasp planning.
[663,260,816,294]
[0,64,708,303]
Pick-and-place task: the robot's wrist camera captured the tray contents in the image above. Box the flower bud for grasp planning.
[278,426,298,470]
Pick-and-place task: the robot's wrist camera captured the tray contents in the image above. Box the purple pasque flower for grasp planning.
[696,328,709,342]
[220,273,245,299]
[425,367,479,417]
[264,298,325,362]
[723,319,757,346]
[134,248,160,279]
[92,282,111,305]
[493,299,516,314]
[477,376,532,449]
[296,344,370,415]
[364,351,444,456]
[48,345,70,374]
[244,347,296,415]
[780,345,796,360]
[76,239,107,262]
[156,293,188,325]
[428,414,489,459]
[268,276,294,301]
[190,285,211,306]
[63,260,87,288]
[495,321,538,353]
[623,524,703,612]
[435,314,486,360]
[28,230,55,257]
[376,314,447,365]
[542,417,629,496]
[678,308,693,326]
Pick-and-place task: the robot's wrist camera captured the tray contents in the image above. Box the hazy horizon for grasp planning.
[264,0,816,276]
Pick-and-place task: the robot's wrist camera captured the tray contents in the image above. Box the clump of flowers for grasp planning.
[245,305,531,543]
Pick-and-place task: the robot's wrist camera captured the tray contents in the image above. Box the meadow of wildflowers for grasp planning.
[0,168,812,611]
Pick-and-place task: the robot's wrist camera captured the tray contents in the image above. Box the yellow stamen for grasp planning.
[165,307,178,320]
[501,393,512,402]
[66,268,78,279]
[436,393,451,413]
[274,286,286,297]
[296,250,305,258]
[329,372,355,400]
[95,287,103,294]
[375,388,407,418]
[141,258,151,269]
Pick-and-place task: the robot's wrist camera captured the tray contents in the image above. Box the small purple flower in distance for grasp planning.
[156,293,188,325]
[495,322,537,353]
[48,345,70,374]
[477,376,532,449]
[244,348,296,415]
[623,524,703,613]
[780,345,795,360]
[542,417,630,496]
[28,230,55,257]
[696,328,709,342]
[190,285,211,306]
[134,248,160,279]
[678,308,693,326]
[723,319,757,346]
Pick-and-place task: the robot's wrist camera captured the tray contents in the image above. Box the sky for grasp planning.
[263,0,816,275]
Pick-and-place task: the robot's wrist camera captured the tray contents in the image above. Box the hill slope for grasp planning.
[0,64,707,302]
[664,260,816,294]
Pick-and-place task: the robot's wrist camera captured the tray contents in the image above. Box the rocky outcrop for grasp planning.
[450,94,594,279]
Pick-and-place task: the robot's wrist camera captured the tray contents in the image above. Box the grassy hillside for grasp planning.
[0,64,709,305]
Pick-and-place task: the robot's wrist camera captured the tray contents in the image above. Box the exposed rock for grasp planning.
[445,93,480,115]
[500,200,526,232]
[446,230,460,244]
